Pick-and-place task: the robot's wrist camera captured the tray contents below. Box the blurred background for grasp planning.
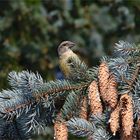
[0,0,140,139]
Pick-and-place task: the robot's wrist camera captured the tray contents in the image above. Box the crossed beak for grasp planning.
[68,42,76,48]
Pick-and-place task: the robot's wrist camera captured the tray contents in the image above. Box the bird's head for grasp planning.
[57,41,76,56]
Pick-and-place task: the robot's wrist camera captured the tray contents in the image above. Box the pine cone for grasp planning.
[79,96,88,120]
[106,74,118,109]
[109,105,120,135]
[98,61,110,102]
[88,81,103,115]
[120,94,133,137]
[120,131,133,140]
[98,61,118,109]
[137,119,140,139]
[54,121,68,140]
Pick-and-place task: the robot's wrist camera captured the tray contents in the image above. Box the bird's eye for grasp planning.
[63,43,67,47]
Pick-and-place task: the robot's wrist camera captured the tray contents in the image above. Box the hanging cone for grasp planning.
[98,61,109,102]
[120,130,133,140]
[120,94,133,137]
[98,61,118,109]
[109,105,120,135]
[137,119,140,140]
[54,113,68,140]
[54,120,68,140]
[106,74,118,109]
[88,81,103,115]
[79,96,88,120]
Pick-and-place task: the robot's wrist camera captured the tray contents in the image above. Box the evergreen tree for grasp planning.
[0,41,140,140]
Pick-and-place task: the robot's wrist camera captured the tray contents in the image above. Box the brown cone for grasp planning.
[109,105,120,135]
[54,120,68,140]
[120,94,133,137]
[79,96,88,120]
[88,81,103,115]
[98,61,110,102]
[106,74,118,109]
[98,61,118,109]
[120,130,133,140]
[137,119,140,140]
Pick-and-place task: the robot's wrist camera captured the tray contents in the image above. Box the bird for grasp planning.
[57,41,81,78]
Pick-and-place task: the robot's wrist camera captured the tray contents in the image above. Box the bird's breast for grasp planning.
[59,51,76,77]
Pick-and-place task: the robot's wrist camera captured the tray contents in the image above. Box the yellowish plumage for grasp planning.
[59,50,80,78]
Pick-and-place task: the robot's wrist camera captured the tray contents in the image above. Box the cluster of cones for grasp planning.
[54,61,134,140]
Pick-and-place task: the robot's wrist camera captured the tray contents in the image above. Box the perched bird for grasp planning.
[57,41,81,78]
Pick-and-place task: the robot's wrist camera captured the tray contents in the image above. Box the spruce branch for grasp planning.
[67,57,88,81]
[108,57,129,82]
[90,127,111,140]
[0,71,90,131]
[61,90,81,120]
[0,89,36,120]
[0,40,140,139]
[89,114,107,128]
[67,115,111,140]
[89,115,111,140]
[114,41,139,57]
[34,79,89,99]
[119,64,140,95]
[67,118,94,137]
[8,71,43,93]
[65,57,98,82]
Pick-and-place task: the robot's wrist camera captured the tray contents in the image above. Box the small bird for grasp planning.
[57,41,81,78]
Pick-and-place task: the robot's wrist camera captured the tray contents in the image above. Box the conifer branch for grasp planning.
[67,118,94,137]
[0,40,140,140]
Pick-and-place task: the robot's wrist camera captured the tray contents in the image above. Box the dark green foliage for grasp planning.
[0,0,140,140]
[0,41,140,139]
[0,0,140,89]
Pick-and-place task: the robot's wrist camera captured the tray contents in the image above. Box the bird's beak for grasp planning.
[69,42,76,48]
